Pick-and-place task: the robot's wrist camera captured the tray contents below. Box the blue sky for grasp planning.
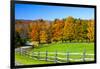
[15,4,94,20]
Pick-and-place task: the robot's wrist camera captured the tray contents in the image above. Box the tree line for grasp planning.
[15,16,94,45]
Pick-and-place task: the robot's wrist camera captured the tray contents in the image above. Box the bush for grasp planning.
[31,41,39,48]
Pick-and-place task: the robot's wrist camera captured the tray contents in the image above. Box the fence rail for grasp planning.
[15,48,94,63]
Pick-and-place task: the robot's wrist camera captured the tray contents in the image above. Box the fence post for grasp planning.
[23,50,25,56]
[21,48,23,55]
[25,50,28,57]
[23,50,26,55]
[55,50,57,63]
[83,49,86,62]
[19,48,22,55]
[38,51,40,60]
[45,50,48,61]
[66,51,69,63]
[32,51,34,59]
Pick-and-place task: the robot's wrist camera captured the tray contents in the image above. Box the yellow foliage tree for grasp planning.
[87,20,94,42]
[63,16,74,42]
[40,31,47,43]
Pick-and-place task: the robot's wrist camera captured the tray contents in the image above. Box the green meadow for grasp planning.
[15,43,94,65]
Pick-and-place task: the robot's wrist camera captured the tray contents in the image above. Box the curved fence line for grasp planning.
[15,48,94,63]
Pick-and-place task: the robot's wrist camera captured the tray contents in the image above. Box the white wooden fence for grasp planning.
[15,48,94,63]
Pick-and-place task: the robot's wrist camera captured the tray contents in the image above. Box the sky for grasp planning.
[15,4,94,20]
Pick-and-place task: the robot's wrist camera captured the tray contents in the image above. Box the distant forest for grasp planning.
[15,16,94,46]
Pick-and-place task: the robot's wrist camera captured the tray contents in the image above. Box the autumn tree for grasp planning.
[39,20,49,43]
[81,20,88,42]
[40,31,48,43]
[63,16,75,42]
[15,21,23,34]
[45,21,52,43]
[16,16,94,44]
[74,19,84,42]
[87,20,94,42]
[29,21,40,43]
[29,19,49,44]
[52,19,64,42]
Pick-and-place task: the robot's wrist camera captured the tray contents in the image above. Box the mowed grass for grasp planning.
[15,53,53,65]
[15,43,95,65]
[32,43,94,54]
[30,43,94,62]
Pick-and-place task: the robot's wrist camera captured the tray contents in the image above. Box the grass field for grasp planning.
[32,43,94,53]
[15,53,53,65]
[15,43,94,65]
